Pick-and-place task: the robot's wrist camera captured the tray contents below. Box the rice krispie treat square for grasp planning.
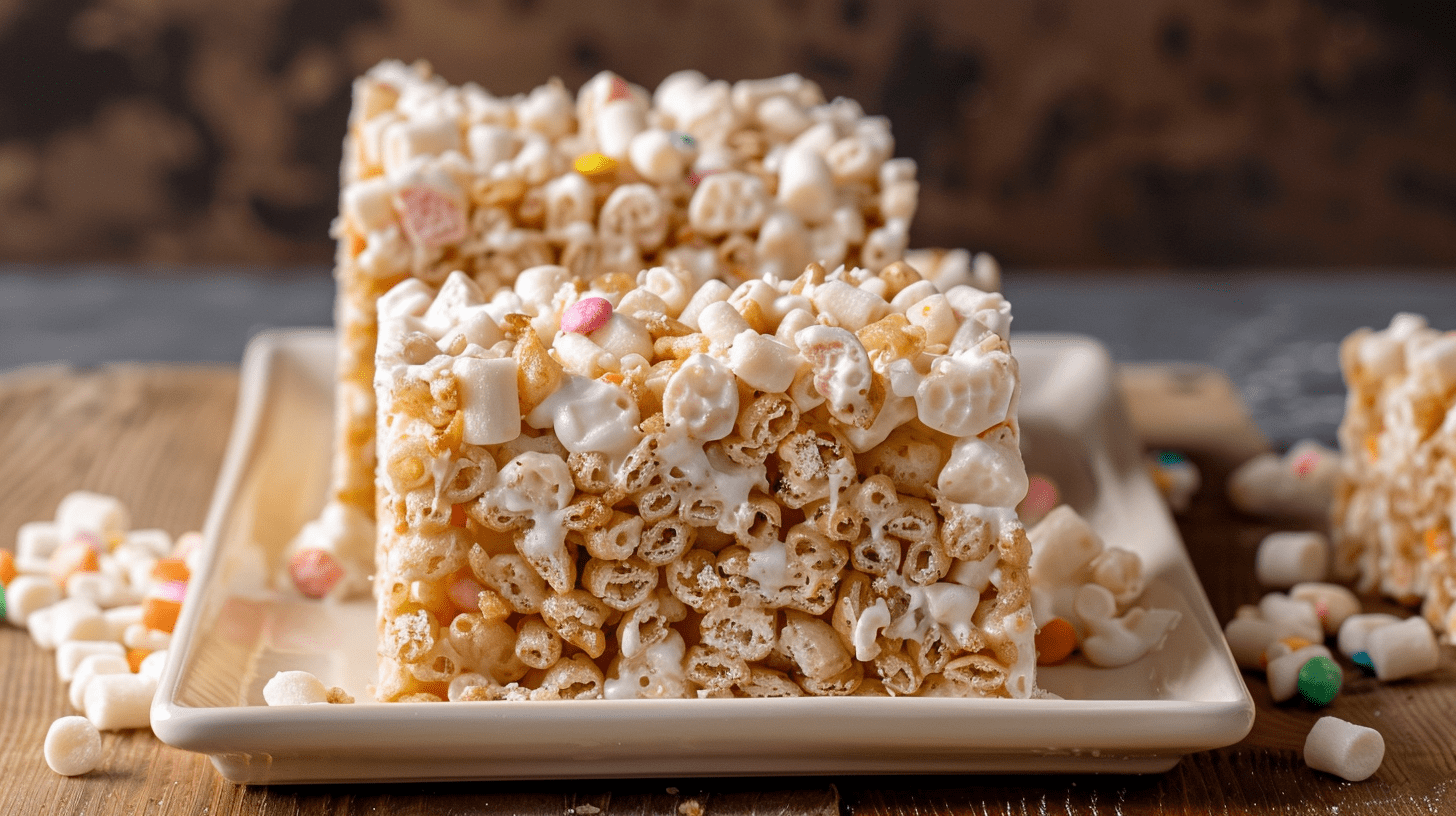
[322,60,998,566]
[1333,313,1456,637]
[370,258,1035,701]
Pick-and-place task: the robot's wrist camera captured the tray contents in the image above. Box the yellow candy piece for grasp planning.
[574,152,618,179]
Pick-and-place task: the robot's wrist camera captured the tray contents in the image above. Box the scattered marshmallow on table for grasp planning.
[1266,643,1336,703]
[1146,451,1200,512]
[1337,612,1402,663]
[4,574,60,627]
[1227,439,1341,521]
[263,671,330,706]
[1304,716,1384,781]
[44,716,103,776]
[1255,532,1329,588]
[84,673,158,731]
[69,653,131,711]
[1366,616,1440,681]
[1288,582,1360,635]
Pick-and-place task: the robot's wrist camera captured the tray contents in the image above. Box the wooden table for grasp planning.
[1,362,1453,815]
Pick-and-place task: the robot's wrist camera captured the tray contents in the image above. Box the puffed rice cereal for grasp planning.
[370,259,1036,701]
[1332,313,1456,638]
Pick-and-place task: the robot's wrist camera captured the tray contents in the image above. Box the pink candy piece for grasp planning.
[1293,451,1320,479]
[608,76,632,101]
[448,576,486,613]
[154,579,188,604]
[289,549,344,600]
[561,297,613,334]
[397,186,467,249]
[687,169,719,187]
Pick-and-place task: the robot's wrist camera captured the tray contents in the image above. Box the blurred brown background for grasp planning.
[1,0,1453,268]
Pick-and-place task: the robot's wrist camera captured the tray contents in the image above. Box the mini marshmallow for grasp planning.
[1223,616,1279,670]
[16,520,61,562]
[1337,612,1402,659]
[55,491,129,547]
[1366,616,1440,681]
[263,670,330,706]
[44,716,103,776]
[1288,582,1361,635]
[697,300,753,346]
[452,356,521,446]
[3,574,60,626]
[1267,644,1335,702]
[1258,592,1324,643]
[123,528,173,559]
[137,649,169,680]
[1255,531,1329,587]
[727,331,799,393]
[43,596,107,647]
[56,640,126,682]
[65,571,127,609]
[677,279,733,330]
[1228,441,1341,521]
[69,652,131,710]
[777,145,835,224]
[122,623,172,653]
[84,672,158,730]
[1304,716,1384,781]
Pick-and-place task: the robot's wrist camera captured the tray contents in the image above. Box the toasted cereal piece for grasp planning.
[531,654,606,700]
[736,666,803,697]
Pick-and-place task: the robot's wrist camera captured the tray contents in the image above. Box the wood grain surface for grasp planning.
[1,363,1453,815]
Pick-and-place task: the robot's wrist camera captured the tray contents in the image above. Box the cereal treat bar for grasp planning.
[1333,313,1456,638]
[320,60,999,580]
[371,258,1036,701]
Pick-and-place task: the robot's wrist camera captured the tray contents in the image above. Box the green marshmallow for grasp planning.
[1297,655,1342,706]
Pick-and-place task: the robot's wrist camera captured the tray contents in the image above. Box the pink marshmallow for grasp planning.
[398,186,467,248]
[289,549,344,599]
[561,297,613,334]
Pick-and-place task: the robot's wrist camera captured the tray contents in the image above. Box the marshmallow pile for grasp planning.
[3,492,197,776]
[1026,506,1181,668]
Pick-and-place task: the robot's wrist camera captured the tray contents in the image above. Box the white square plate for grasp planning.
[151,329,1254,784]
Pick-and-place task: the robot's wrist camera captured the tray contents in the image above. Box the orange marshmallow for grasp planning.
[1035,617,1078,666]
[0,549,15,586]
[126,648,150,673]
[48,537,102,587]
[151,558,191,584]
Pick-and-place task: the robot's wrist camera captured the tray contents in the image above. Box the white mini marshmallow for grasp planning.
[589,313,654,362]
[1289,582,1361,635]
[17,520,61,562]
[342,175,396,233]
[1074,583,1182,668]
[55,491,129,549]
[42,597,107,647]
[421,271,486,339]
[101,605,143,642]
[466,123,515,169]
[56,640,126,682]
[263,670,330,706]
[1267,644,1335,703]
[777,145,835,224]
[452,356,521,446]
[3,574,60,626]
[44,716,103,776]
[1366,616,1440,681]
[1223,616,1278,670]
[861,220,909,270]
[727,331,799,394]
[698,299,753,347]
[64,572,126,609]
[595,99,646,160]
[123,528,172,559]
[1258,592,1324,643]
[1255,531,1329,587]
[68,652,131,711]
[678,279,733,330]
[628,129,690,184]
[122,623,171,653]
[84,672,158,730]
[1337,612,1401,659]
[138,649,169,680]
[811,279,890,332]
[1304,716,1384,781]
